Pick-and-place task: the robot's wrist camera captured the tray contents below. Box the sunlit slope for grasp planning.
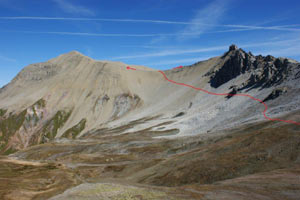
[0,45,299,154]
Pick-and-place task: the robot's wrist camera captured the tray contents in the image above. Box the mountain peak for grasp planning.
[67,50,84,56]
[48,50,91,66]
[208,46,300,89]
[59,50,88,59]
[61,50,86,59]
[229,44,238,51]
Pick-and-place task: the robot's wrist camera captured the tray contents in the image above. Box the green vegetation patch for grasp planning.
[62,118,86,139]
[34,98,46,108]
[0,109,27,153]
[0,99,46,153]
[0,109,7,117]
[0,110,27,139]
[41,110,72,143]
[3,147,17,155]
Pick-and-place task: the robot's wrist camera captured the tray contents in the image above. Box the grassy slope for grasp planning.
[0,113,299,199]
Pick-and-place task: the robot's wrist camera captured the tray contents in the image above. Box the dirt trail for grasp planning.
[0,156,47,166]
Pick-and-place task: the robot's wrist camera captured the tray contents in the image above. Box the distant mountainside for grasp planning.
[0,45,299,154]
[1,45,300,200]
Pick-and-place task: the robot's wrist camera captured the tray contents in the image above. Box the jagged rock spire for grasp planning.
[229,44,238,51]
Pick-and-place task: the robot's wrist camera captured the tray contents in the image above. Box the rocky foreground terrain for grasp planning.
[0,45,299,199]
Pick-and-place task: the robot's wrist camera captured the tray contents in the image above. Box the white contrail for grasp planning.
[0,54,17,63]
[4,29,272,37]
[2,26,300,39]
[144,57,211,66]
[111,38,300,60]
[112,46,229,59]
[1,30,231,37]
[0,16,300,31]
[0,16,199,24]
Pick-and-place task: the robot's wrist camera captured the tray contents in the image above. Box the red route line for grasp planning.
[126,66,136,70]
[126,66,300,126]
[157,70,300,126]
[173,66,183,69]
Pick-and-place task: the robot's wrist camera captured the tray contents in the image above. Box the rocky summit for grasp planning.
[0,45,300,200]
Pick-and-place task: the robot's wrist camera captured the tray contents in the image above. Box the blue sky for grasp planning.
[0,0,300,87]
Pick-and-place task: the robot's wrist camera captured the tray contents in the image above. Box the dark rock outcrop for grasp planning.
[229,44,238,51]
[173,112,185,118]
[226,85,238,99]
[210,47,247,88]
[207,45,298,90]
[263,87,288,102]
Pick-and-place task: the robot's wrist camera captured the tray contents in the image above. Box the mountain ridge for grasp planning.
[0,45,300,200]
[0,45,299,154]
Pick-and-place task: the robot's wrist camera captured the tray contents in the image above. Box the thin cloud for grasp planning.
[112,46,228,60]
[0,16,191,24]
[112,38,300,60]
[0,30,175,37]
[255,45,300,58]
[131,38,300,68]
[206,26,300,33]
[240,38,300,59]
[0,54,17,63]
[242,38,300,49]
[178,0,231,40]
[120,45,184,49]
[251,39,300,59]
[0,16,299,32]
[4,29,281,38]
[53,0,94,16]
[145,57,211,66]
[1,26,300,40]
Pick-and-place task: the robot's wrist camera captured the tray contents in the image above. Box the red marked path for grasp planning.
[126,66,136,70]
[126,66,300,126]
[173,66,183,70]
